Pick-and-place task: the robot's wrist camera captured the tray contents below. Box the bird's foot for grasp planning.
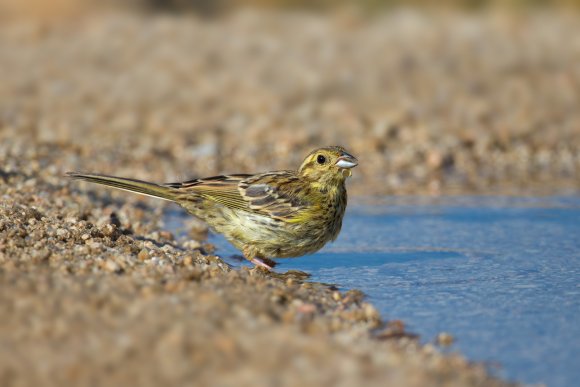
[250,258,272,270]
[242,246,277,270]
[249,257,277,271]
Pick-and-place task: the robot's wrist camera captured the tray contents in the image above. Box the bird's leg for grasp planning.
[250,258,273,270]
[243,246,276,270]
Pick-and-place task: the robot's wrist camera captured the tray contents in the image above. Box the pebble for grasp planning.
[436,332,455,347]
[363,304,380,322]
[88,242,102,251]
[161,245,174,253]
[138,249,150,261]
[183,240,201,250]
[56,228,70,239]
[101,224,116,237]
[159,231,174,240]
[104,260,120,273]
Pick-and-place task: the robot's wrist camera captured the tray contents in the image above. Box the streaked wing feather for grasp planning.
[164,172,309,220]
[164,174,251,210]
[239,172,308,221]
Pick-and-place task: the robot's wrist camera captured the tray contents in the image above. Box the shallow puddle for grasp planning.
[165,196,580,387]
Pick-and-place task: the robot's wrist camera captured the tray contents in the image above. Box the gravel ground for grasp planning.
[1,9,578,195]
[1,8,576,386]
[0,167,512,386]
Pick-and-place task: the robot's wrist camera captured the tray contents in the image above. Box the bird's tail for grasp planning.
[66,172,178,202]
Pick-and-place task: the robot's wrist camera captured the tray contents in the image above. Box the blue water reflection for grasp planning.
[165,196,580,387]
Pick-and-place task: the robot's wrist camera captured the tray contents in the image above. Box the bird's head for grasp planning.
[298,146,358,185]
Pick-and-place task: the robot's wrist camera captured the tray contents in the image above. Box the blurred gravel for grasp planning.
[0,8,574,386]
[0,9,578,194]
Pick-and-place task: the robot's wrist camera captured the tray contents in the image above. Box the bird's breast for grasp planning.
[190,183,348,259]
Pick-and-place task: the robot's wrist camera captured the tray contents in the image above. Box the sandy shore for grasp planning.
[0,160,511,386]
[2,8,577,386]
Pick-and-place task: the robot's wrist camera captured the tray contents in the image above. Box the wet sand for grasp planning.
[2,8,577,386]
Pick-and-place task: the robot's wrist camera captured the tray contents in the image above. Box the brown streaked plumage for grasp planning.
[66,146,358,269]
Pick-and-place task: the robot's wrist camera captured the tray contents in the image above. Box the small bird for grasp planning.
[67,146,358,269]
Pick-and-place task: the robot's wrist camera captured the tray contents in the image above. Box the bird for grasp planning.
[66,146,358,270]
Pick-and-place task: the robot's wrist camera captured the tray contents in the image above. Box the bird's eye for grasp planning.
[317,155,326,164]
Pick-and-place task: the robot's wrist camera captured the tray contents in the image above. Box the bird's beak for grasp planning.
[335,153,358,169]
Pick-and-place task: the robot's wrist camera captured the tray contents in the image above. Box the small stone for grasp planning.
[363,303,380,321]
[32,249,51,262]
[426,150,443,169]
[81,233,90,240]
[101,224,116,237]
[104,260,119,272]
[159,231,174,240]
[423,343,437,355]
[147,231,160,240]
[88,241,102,251]
[436,332,455,346]
[56,228,70,239]
[183,240,201,250]
[138,249,149,261]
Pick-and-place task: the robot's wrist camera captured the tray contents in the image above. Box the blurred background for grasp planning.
[1,3,579,387]
[1,0,579,195]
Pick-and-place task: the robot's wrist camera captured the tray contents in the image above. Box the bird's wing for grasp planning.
[164,172,309,221]
[238,171,310,221]
[164,174,252,211]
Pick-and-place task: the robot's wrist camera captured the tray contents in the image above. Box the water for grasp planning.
[165,196,580,387]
